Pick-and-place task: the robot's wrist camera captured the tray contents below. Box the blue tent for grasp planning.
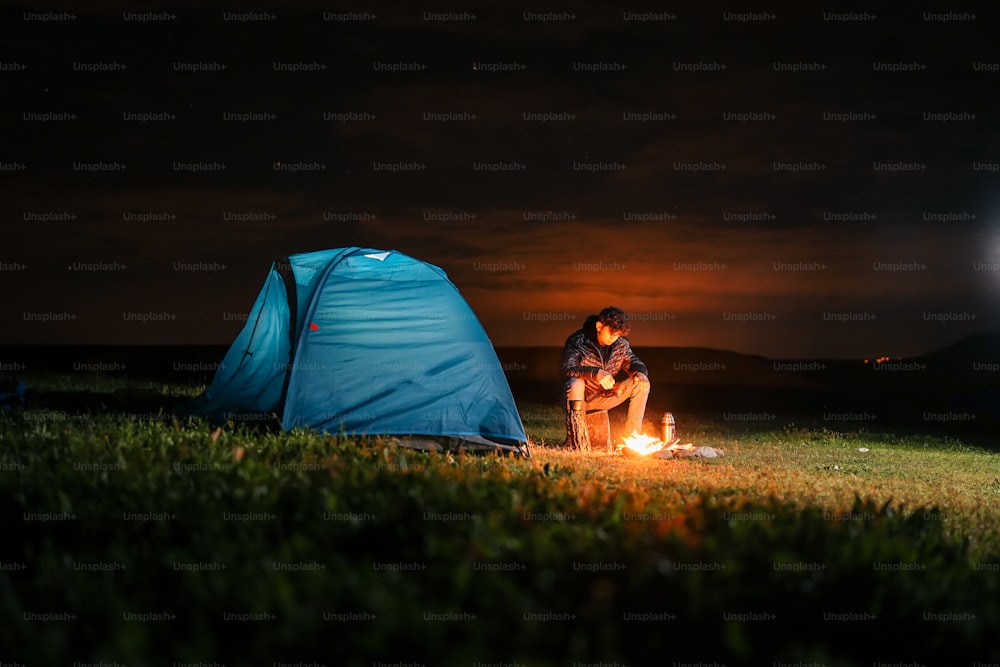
[178,248,529,456]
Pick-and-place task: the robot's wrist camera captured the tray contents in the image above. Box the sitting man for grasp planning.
[560,306,650,449]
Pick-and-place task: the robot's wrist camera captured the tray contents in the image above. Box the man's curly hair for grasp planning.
[597,306,630,336]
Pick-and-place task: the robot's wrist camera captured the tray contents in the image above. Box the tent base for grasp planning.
[390,435,530,458]
[182,411,531,458]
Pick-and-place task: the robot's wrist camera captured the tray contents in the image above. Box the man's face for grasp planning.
[595,321,621,346]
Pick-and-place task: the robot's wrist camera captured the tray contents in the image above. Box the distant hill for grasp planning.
[801,332,1000,394]
[0,345,228,380]
[919,331,1000,368]
[2,338,998,429]
[494,346,826,389]
[3,338,997,393]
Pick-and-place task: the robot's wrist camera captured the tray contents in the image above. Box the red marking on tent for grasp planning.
[309,322,319,331]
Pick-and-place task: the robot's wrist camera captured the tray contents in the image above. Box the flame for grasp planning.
[619,432,696,456]
[620,433,665,456]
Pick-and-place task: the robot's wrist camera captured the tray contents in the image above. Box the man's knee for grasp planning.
[565,378,585,399]
[630,379,650,397]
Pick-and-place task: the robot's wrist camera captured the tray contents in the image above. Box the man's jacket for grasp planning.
[560,316,649,401]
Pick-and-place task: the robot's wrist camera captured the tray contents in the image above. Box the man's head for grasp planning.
[594,306,630,346]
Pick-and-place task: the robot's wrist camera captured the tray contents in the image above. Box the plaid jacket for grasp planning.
[560,316,649,401]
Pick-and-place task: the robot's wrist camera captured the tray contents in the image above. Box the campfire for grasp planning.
[617,433,694,457]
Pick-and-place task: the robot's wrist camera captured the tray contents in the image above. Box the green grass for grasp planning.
[1,376,999,665]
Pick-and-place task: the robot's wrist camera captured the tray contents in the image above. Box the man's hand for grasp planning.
[596,370,616,390]
[632,372,650,386]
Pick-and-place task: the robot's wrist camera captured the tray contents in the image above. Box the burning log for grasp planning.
[614,412,724,458]
[618,433,665,457]
[617,435,709,458]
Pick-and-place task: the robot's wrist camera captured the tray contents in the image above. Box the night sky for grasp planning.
[3,2,999,359]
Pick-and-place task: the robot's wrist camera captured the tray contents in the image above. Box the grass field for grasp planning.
[2,374,999,665]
